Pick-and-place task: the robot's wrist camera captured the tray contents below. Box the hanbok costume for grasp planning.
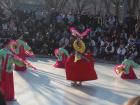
[0,48,25,100]
[54,48,69,68]
[15,39,31,71]
[121,59,139,79]
[65,39,97,83]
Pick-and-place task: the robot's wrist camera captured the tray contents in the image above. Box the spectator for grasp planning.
[0,7,139,62]
[128,34,136,44]
[88,38,97,57]
[105,43,115,60]
[120,29,128,41]
[67,13,75,24]
[117,44,126,63]
[126,44,138,61]
[59,36,70,48]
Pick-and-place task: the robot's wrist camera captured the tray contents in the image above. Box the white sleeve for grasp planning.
[122,49,126,55]
[111,46,115,53]
[117,48,120,54]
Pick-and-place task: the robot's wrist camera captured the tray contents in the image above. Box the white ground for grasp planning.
[7,58,140,105]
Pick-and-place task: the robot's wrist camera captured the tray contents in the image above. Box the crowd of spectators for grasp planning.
[0,7,140,63]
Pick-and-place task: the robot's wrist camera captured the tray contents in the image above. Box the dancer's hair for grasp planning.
[0,90,6,105]
[124,96,140,105]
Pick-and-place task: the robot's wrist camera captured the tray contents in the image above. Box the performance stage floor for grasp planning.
[7,58,140,105]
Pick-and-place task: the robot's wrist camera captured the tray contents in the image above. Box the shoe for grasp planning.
[78,81,82,86]
[71,81,77,86]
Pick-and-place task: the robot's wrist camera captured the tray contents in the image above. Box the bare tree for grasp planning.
[0,0,17,17]
[44,0,67,12]
[112,0,122,16]
[102,0,111,15]
[127,0,140,16]
[59,0,68,11]
[72,0,92,13]
[90,0,97,14]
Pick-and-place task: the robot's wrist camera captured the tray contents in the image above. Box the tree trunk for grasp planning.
[115,2,120,17]
[74,0,89,14]
[75,0,81,13]
[127,0,139,16]
[58,0,67,12]
[90,0,97,15]
[103,0,111,15]
[44,0,67,12]
[123,0,128,19]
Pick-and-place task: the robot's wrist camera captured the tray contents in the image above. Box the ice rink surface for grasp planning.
[7,58,140,105]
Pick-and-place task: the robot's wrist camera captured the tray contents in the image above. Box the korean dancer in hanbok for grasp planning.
[14,35,33,71]
[0,40,26,101]
[54,47,69,68]
[114,55,140,79]
[65,27,97,85]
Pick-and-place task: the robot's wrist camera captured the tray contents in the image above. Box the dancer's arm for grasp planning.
[124,65,130,74]
[57,55,62,61]
[60,48,69,56]
[122,59,139,74]
[122,59,131,74]
[4,56,25,73]
[77,53,90,62]
[0,57,2,82]
[11,56,25,67]
[18,39,31,51]
[131,60,140,68]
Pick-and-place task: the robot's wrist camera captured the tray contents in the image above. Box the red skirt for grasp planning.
[15,65,27,71]
[53,55,67,68]
[53,60,65,68]
[121,67,137,79]
[15,46,27,71]
[0,70,15,101]
[65,54,97,81]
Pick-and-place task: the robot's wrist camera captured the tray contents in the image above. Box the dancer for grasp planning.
[54,47,69,68]
[114,55,140,79]
[65,28,97,85]
[14,35,33,71]
[0,39,26,101]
